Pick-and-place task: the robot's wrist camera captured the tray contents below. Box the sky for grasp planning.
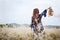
[0,0,60,26]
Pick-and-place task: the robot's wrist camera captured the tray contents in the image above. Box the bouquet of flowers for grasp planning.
[48,7,54,17]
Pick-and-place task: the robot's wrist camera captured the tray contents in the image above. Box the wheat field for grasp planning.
[0,25,60,40]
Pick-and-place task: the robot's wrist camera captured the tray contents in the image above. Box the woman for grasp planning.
[30,7,53,40]
[31,8,47,35]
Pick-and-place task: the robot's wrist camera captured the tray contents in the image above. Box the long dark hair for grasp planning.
[32,8,39,19]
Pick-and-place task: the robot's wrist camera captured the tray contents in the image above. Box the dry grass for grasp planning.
[0,26,60,40]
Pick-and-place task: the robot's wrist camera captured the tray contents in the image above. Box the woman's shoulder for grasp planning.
[31,16,34,21]
[32,16,35,19]
[38,14,41,17]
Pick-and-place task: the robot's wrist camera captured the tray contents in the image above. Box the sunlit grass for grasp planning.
[49,33,56,40]
[0,26,60,40]
[27,33,33,40]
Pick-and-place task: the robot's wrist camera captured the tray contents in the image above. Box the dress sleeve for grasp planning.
[41,9,47,17]
[38,9,47,23]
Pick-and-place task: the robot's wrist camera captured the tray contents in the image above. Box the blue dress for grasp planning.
[31,9,47,34]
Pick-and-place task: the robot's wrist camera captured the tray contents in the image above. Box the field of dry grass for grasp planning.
[0,26,60,40]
